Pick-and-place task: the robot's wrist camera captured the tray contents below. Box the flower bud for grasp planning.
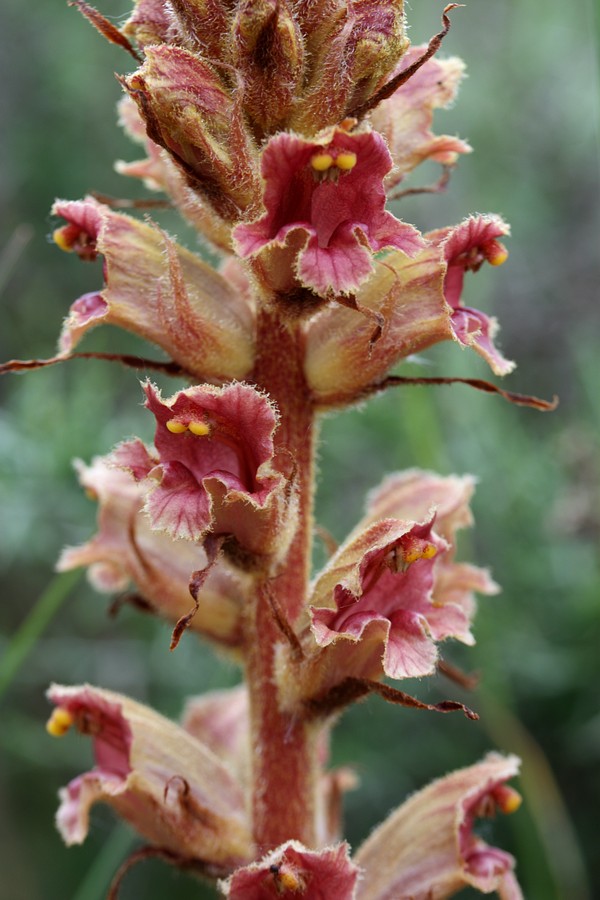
[232,0,304,136]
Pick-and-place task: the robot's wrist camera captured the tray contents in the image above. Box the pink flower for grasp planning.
[428,215,515,375]
[221,840,360,899]
[309,517,451,680]
[354,753,523,899]
[52,197,254,381]
[370,46,472,189]
[57,455,247,647]
[46,684,253,870]
[275,471,496,712]
[114,381,294,565]
[234,128,423,297]
[308,470,493,679]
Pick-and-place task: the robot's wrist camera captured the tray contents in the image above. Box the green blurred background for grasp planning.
[1,1,598,897]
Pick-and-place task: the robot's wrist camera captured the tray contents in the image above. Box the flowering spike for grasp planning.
[3,1,543,891]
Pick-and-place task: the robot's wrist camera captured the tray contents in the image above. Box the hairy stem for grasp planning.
[245,307,320,850]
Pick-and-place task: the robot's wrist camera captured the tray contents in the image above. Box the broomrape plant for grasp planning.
[3,1,557,896]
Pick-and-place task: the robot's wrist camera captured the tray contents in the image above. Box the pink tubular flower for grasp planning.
[52,197,254,381]
[309,517,451,680]
[309,469,493,678]
[233,128,423,297]
[114,381,293,564]
[56,456,247,647]
[428,214,515,376]
[221,840,360,899]
[370,46,472,189]
[275,470,496,711]
[354,754,523,900]
[46,684,253,871]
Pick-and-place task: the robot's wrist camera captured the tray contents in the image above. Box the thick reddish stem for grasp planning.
[245,307,319,851]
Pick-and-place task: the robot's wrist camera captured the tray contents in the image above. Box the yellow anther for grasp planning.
[278,871,302,891]
[339,117,358,132]
[166,419,188,434]
[404,541,438,565]
[310,153,335,172]
[85,487,98,502]
[488,247,509,266]
[495,785,522,815]
[335,151,357,171]
[52,227,72,252]
[46,707,74,738]
[188,421,210,437]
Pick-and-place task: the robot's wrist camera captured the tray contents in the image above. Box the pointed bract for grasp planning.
[116,96,233,250]
[125,45,259,220]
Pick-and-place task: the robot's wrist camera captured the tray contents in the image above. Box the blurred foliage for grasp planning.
[1,0,599,898]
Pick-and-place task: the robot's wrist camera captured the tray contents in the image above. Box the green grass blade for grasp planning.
[0,570,82,701]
